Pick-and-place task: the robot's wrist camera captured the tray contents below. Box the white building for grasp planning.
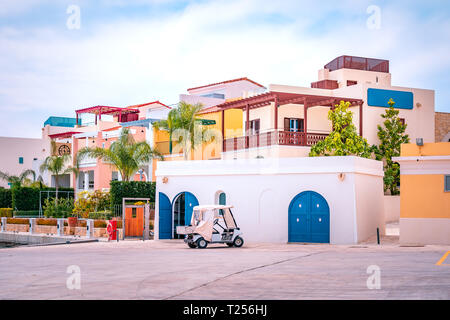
[155,156,385,244]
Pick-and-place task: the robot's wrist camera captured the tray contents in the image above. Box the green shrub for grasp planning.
[110,181,155,208]
[7,217,29,225]
[88,211,112,220]
[0,208,13,217]
[73,190,110,218]
[12,187,74,211]
[0,188,12,208]
[14,210,39,217]
[43,197,74,218]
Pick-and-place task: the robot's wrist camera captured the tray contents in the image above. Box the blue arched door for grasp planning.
[158,192,172,239]
[288,191,330,243]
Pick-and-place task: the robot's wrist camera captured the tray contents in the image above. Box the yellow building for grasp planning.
[394,142,450,245]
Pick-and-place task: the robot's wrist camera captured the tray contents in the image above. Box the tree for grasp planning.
[76,128,162,182]
[153,101,206,160]
[309,101,372,158]
[0,169,36,188]
[372,98,410,195]
[39,141,78,204]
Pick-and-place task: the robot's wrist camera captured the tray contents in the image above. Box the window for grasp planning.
[347,80,357,86]
[249,119,260,135]
[201,93,225,99]
[132,207,137,218]
[18,157,23,164]
[111,171,119,181]
[445,175,450,192]
[399,118,405,126]
[284,118,304,132]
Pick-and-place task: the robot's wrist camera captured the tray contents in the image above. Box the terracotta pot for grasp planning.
[68,217,78,228]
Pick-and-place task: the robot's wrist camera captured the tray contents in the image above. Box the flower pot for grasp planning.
[68,217,78,228]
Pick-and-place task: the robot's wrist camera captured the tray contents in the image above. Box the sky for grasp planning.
[0,0,449,138]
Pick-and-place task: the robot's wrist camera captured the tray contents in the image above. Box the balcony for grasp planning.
[223,130,328,152]
[324,55,389,73]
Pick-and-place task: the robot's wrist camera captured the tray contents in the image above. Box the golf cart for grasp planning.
[176,205,244,249]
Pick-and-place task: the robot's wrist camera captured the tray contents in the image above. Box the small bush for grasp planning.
[88,210,112,220]
[73,191,111,218]
[43,198,74,218]
[36,218,57,226]
[0,208,13,217]
[7,218,29,225]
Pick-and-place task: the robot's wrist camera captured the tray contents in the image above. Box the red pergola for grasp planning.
[216,91,364,137]
[75,105,139,125]
[212,91,364,151]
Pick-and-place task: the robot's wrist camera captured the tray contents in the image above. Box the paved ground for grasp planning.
[0,231,449,300]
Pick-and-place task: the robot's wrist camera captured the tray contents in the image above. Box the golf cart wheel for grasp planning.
[233,236,244,247]
[226,243,234,247]
[196,238,208,249]
[187,242,197,248]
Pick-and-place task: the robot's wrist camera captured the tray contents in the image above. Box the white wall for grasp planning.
[155,156,384,244]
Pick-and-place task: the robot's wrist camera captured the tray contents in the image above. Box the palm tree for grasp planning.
[39,142,78,204]
[76,128,163,182]
[0,169,36,188]
[153,101,206,160]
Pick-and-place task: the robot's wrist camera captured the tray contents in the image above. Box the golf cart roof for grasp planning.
[193,205,234,211]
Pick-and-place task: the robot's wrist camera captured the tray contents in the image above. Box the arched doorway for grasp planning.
[288,191,330,243]
[172,192,199,239]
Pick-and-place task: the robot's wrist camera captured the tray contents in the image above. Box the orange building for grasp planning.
[394,142,450,245]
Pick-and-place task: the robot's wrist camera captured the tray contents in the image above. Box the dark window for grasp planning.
[445,175,450,192]
[399,118,405,126]
[347,80,357,86]
[250,119,260,135]
[284,118,304,132]
[132,207,137,218]
[18,157,23,164]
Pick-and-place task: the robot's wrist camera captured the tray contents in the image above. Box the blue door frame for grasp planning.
[288,191,330,243]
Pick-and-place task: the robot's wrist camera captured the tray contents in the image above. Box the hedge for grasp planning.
[12,187,74,211]
[14,210,40,217]
[110,181,155,207]
[0,188,12,208]
[0,208,13,217]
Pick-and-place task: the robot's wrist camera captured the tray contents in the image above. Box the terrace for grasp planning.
[212,91,364,152]
[75,105,140,126]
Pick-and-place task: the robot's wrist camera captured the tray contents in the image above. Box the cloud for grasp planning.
[0,0,449,138]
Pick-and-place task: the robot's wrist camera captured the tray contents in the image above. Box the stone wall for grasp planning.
[435,112,450,142]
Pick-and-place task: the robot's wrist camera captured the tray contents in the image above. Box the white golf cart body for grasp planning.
[176,205,244,248]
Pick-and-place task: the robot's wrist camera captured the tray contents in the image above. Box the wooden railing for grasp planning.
[223,131,328,152]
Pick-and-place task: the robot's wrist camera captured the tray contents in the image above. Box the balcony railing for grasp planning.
[223,130,328,152]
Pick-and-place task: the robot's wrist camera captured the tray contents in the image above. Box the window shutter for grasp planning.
[284,118,290,132]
